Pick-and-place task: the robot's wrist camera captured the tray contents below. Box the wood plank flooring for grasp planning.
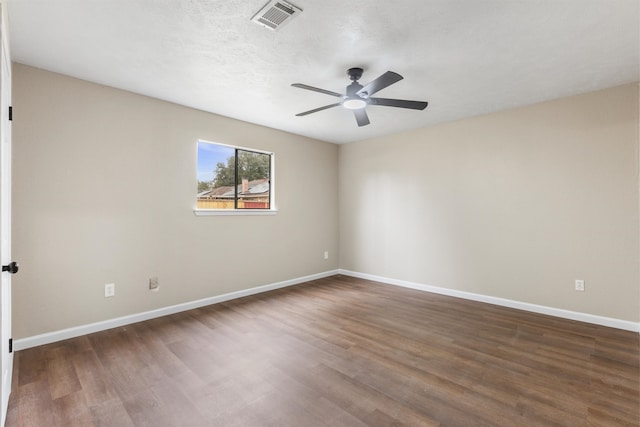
[6,275,639,426]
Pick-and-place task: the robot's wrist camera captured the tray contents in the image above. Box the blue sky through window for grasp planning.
[197,142,234,183]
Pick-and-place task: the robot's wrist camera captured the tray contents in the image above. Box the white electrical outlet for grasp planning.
[324,251,329,260]
[575,279,585,292]
[149,277,159,291]
[105,283,115,297]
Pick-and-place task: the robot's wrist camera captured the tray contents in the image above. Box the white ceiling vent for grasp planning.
[251,1,302,31]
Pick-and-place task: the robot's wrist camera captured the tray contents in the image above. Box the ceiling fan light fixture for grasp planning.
[342,97,367,110]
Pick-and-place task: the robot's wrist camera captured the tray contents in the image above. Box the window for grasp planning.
[196,140,274,214]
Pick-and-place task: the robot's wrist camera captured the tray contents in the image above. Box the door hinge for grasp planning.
[8,106,12,121]
[8,338,12,353]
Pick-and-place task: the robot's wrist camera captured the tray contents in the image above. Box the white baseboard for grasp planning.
[14,269,340,351]
[339,269,640,333]
[14,268,638,351]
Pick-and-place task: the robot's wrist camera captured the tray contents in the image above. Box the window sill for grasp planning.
[194,209,278,216]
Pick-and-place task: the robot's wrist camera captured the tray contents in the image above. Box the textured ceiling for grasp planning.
[7,0,640,144]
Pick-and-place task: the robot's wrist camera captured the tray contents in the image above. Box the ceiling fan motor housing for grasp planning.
[346,81,364,97]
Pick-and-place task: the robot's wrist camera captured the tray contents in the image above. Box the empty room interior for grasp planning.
[1,0,639,426]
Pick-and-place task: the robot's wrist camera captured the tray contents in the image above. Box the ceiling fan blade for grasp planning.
[357,71,403,96]
[295,102,341,116]
[291,83,344,98]
[368,97,428,110]
[353,108,370,127]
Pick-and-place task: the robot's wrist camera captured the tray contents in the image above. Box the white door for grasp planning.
[0,2,12,424]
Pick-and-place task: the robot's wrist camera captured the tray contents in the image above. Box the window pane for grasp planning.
[197,142,236,210]
[237,150,270,209]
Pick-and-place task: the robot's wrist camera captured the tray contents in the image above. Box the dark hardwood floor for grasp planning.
[6,275,639,426]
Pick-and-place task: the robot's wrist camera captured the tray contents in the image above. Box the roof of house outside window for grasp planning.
[198,178,269,199]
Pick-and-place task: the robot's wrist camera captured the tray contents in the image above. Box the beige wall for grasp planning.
[12,64,639,339]
[12,64,339,339]
[339,83,639,322]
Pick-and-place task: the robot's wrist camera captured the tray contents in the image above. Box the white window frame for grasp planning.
[194,139,277,216]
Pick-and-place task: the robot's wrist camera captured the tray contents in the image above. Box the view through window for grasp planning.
[197,141,272,210]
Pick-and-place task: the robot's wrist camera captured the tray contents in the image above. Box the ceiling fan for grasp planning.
[292,67,428,127]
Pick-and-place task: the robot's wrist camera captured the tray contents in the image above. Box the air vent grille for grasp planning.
[251,0,302,31]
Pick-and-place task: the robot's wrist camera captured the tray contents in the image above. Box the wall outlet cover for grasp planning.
[105,283,115,297]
